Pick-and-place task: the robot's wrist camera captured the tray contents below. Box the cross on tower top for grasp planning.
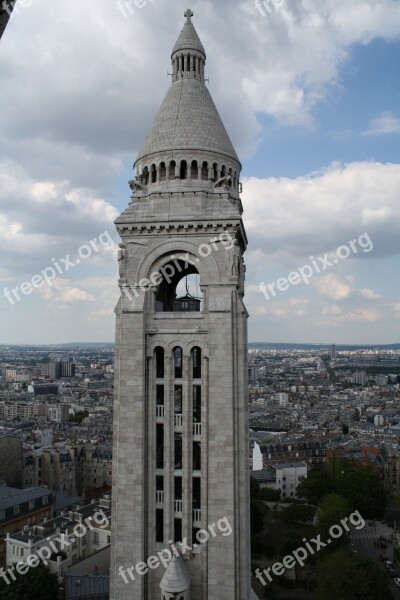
[184,8,194,22]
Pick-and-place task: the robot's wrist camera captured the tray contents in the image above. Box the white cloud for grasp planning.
[36,279,96,304]
[322,305,343,316]
[0,161,119,279]
[312,274,352,301]
[359,288,381,300]
[243,161,400,259]
[364,111,400,136]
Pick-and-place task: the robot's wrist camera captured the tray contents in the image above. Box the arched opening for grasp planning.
[155,347,164,379]
[143,167,149,186]
[150,164,157,184]
[201,161,208,180]
[155,260,203,313]
[213,163,218,181]
[180,160,188,180]
[169,161,176,180]
[191,160,198,179]
[159,162,166,182]
[221,165,227,177]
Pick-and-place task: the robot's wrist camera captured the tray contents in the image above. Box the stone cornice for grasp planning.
[115,220,248,248]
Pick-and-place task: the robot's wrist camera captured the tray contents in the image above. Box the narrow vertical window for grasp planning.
[174,347,183,379]
[174,433,183,470]
[156,425,164,469]
[193,478,201,510]
[193,442,201,471]
[192,347,201,379]
[174,519,182,543]
[174,385,182,414]
[156,509,164,543]
[156,347,164,379]
[193,385,201,423]
[156,385,164,406]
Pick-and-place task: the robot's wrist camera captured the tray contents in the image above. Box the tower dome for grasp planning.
[134,9,240,178]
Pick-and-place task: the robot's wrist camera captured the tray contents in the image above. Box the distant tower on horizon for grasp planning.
[110,9,252,599]
[331,344,336,361]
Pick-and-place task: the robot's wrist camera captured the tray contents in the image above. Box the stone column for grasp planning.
[182,353,192,552]
[164,354,174,545]
[201,356,209,599]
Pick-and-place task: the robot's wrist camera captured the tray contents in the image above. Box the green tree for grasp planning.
[0,563,59,600]
[315,547,394,600]
[297,464,387,520]
[250,476,263,501]
[250,477,266,536]
[336,466,386,519]
[278,503,316,524]
[250,499,265,535]
[318,493,350,553]
[296,468,333,505]
[261,487,281,501]
[69,410,89,423]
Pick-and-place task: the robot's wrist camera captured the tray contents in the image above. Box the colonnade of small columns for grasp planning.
[138,159,239,190]
[172,51,205,83]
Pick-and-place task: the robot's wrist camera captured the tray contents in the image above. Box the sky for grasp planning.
[0,0,399,345]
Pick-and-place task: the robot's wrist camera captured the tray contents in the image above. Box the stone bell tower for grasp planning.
[110,9,251,599]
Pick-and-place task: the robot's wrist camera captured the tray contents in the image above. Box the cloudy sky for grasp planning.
[0,0,399,345]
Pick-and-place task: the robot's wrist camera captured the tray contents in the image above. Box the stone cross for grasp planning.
[184,8,194,21]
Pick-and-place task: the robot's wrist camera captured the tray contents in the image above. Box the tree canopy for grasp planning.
[318,493,350,553]
[335,467,386,519]
[0,563,59,600]
[296,468,334,505]
[316,547,394,600]
[297,464,386,519]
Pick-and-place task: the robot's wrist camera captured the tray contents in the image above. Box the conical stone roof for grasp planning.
[159,555,190,594]
[172,17,206,57]
[135,78,240,164]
